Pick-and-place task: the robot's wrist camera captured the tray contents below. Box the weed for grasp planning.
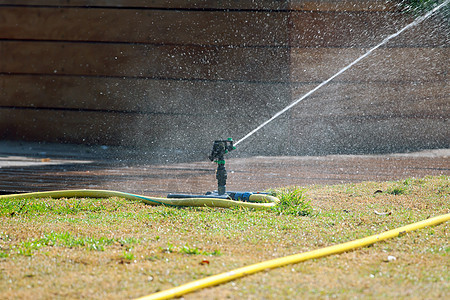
[436,182,449,196]
[85,237,113,251]
[386,186,408,195]
[179,244,202,255]
[209,249,222,256]
[180,245,221,256]
[161,243,176,253]
[121,250,135,261]
[162,243,222,256]
[271,187,312,216]
[117,237,140,247]
[145,255,160,261]
[16,241,42,256]
[384,178,413,195]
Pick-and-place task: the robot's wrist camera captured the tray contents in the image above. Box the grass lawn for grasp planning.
[0,175,448,299]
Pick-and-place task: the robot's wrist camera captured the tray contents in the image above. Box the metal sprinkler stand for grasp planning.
[208,138,235,195]
[167,138,265,202]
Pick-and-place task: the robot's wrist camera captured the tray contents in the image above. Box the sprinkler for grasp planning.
[167,138,267,202]
[208,138,235,195]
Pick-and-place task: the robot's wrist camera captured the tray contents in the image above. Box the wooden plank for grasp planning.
[0,0,290,10]
[289,11,448,48]
[3,42,446,84]
[5,7,444,48]
[289,47,449,82]
[287,117,449,155]
[289,0,397,12]
[289,81,449,119]
[0,41,290,82]
[0,0,395,11]
[2,75,446,117]
[0,7,289,46]
[0,106,291,150]
[0,74,291,114]
[0,108,223,147]
[387,13,450,48]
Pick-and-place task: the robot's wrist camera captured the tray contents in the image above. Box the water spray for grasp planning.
[234,0,449,147]
[9,1,446,207]
[170,0,448,202]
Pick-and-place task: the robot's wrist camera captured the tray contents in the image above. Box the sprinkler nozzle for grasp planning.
[208,138,235,162]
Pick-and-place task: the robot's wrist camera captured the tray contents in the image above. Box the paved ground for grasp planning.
[0,141,448,196]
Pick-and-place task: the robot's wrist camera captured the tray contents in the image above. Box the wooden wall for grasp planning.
[0,0,448,158]
[0,0,293,158]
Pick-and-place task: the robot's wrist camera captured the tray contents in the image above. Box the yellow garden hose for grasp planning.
[137,213,450,300]
[0,189,279,209]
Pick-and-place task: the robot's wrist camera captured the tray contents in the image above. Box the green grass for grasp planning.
[179,244,222,256]
[12,232,116,256]
[1,197,127,217]
[159,243,222,256]
[2,232,141,257]
[386,180,411,195]
[386,186,408,195]
[269,187,313,216]
[0,176,448,299]
[121,250,135,261]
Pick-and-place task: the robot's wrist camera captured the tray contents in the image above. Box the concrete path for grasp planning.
[0,141,448,196]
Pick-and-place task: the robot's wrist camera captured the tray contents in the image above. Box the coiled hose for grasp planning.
[0,189,279,209]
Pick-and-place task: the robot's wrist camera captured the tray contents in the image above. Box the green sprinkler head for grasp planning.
[208,138,236,162]
[209,138,236,195]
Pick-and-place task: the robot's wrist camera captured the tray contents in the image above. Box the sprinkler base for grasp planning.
[167,191,267,202]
